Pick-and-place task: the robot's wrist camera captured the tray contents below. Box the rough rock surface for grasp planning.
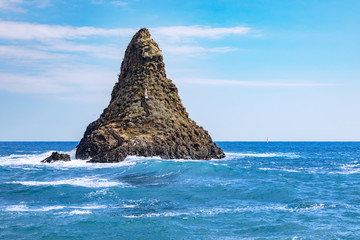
[42,152,71,163]
[76,28,225,163]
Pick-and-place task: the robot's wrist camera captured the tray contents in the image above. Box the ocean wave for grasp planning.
[259,167,300,173]
[88,189,109,198]
[7,177,128,188]
[66,210,92,215]
[122,203,327,218]
[328,169,360,175]
[340,163,360,169]
[324,161,360,174]
[0,150,138,169]
[225,152,300,159]
[257,165,360,175]
[4,204,106,213]
[0,151,57,166]
[0,150,199,169]
[5,205,65,212]
[0,148,303,172]
[71,205,107,210]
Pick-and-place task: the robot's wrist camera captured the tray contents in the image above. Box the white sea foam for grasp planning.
[50,159,137,169]
[73,205,107,210]
[5,205,65,212]
[329,169,360,174]
[291,204,325,212]
[88,189,109,198]
[0,148,301,171]
[122,203,326,218]
[0,149,138,169]
[0,151,56,166]
[67,210,92,215]
[5,204,106,213]
[340,163,360,169]
[331,162,360,174]
[259,167,300,173]
[225,152,300,159]
[6,203,324,217]
[7,177,127,188]
[122,204,137,208]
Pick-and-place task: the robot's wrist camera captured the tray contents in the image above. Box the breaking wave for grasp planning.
[7,177,128,188]
[123,203,327,218]
[4,204,106,213]
[225,152,300,159]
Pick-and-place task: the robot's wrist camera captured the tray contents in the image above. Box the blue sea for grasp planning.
[1,142,360,239]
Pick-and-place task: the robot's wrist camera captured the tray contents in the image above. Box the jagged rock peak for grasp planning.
[120,27,164,78]
[76,28,225,163]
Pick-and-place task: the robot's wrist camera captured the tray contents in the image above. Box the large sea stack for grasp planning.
[76,28,225,162]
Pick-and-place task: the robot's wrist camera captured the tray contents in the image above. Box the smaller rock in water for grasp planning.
[41,152,71,163]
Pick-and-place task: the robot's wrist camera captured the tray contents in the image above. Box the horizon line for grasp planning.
[0,140,359,143]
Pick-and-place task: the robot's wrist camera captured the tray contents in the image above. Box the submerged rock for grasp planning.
[41,152,71,163]
[76,28,225,163]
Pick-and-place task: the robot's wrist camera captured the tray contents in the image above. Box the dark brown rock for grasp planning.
[41,152,71,163]
[76,28,225,163]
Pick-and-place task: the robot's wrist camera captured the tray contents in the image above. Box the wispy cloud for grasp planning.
[0,0,25,12]
[0,45,70,61]
[0,20,134,41]
[0,20,259,98]
[0,20,252,41]
[0,0,51,12]
[162,45,236,55]
[0,66,117,95]
[37,40,124,59]
[29,0,52,8]
[111,1,127,6]
[0,71,334,99]
[178,78,335,87]
[91,1,127,6]
[152,26,252,40]
[0,20,252,63]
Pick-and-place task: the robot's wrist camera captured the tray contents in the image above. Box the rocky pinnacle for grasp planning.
[75,28,225,162]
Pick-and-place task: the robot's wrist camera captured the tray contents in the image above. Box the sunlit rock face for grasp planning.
[76,28,225,163]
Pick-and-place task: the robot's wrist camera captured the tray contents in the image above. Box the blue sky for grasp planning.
[0,0,359,141]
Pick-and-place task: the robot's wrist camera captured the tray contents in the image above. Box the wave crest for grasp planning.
[7,177,128,188]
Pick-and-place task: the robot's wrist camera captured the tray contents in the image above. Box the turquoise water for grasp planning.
[0,142,360,239]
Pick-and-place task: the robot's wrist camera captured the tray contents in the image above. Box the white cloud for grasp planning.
[0,66,117,95]
[0,73,72,93]
[151,26,251,40]
[177,78,335,87]
[162,45,236,55]
[0,70,334,99]
[0,0,25,12]
[37,41,124,59]
[0,20,134,41]
[0,45,70,61]
[91,0,103,4]
[111,1,127,6]
[0,20,252,41]
[30,0,52,8]
[91,1,127,6]
[0,20,252,66]
[0,42,233,63]
[0,0,51,12]
[0,20,262,98]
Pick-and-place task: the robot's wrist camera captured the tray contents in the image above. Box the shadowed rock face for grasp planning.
[76,28,225,163]
[42,152,71,163]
